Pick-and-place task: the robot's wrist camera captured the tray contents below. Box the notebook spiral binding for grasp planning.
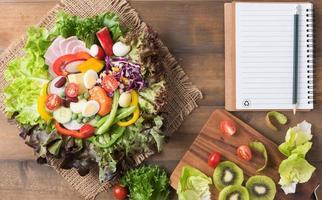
[306,8,314,104]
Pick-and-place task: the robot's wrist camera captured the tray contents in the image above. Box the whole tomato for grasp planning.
[113,184,128,200]
[208,152,221,168]
[237,145,252,161]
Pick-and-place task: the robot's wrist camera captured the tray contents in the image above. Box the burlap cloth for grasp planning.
[0,0,202,199]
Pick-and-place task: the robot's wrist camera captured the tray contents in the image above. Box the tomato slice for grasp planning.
[208,152,221,168]
[113,184,128,200]
[219,120,237,136]
[52,52,92,76]
[237,145,252,161]
[101,75,119,93]
[45,94,62,110]
[65,83,79,98]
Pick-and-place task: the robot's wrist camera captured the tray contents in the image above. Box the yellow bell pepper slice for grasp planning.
[117,91,140,127]
[37,83,52,121]
[77,58,104,73]
[40,82,48,96]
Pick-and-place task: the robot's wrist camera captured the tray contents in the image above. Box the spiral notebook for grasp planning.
[224,2,314,111]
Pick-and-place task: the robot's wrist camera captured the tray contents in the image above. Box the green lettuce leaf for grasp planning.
[120,165,170,200]
[147,116,164,152]
[4,27,51,125]
[150,129,164,152]
[138,80,166,115]
[278,120,312,157]
[279,154,315,186]
[93,116,165,182]
[278,121,316,194]
[249,141,268,172]
[177,166,212,200]
[54,11,125,47]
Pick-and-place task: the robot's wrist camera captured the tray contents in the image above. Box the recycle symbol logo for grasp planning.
[242,99,251,107]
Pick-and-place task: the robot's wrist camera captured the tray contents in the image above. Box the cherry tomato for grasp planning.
[45,94,62,110]
[208,152,221,168]
[219,120,237,136]
[113,184,128,200]
[101,75,119,93]
[237,145,252,161]
[65,83,79,98]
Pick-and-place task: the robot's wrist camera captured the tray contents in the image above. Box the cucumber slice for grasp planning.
[53,107,72,124]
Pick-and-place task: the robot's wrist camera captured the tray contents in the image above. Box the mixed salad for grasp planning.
[4,11,167,181]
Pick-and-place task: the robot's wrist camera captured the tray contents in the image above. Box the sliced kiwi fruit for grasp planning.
[246,175,276,200]
[213,161,244,191]
[219,185,250,200]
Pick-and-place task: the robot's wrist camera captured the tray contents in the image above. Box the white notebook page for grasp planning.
[235,2,313,110]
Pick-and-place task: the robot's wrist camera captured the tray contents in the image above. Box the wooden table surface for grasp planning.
[0,0,321,199]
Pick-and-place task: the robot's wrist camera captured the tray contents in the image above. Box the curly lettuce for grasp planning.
[4,27,52,125]
[139,80,166,115]
[121,165,170,200]
[53,11,126,47]
[94,116,165,182]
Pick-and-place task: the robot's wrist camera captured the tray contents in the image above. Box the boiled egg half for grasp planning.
[82,100,100,117]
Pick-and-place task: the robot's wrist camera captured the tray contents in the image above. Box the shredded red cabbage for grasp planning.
[104,56,146,91]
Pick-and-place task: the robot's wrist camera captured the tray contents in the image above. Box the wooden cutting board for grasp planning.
[170,109,320,200]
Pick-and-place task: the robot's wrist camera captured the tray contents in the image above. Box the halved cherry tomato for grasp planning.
[52,52,92,76]
[219,120,237,136]
[45,94,62,111]
[237,145,252,161]
[113,184,128,200]
[208,152,221,168]
[101,75,119,93]
[65,83,79,98]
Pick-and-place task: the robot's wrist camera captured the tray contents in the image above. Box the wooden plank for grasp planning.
[0,160,82,199]
[0,2,56,50]
[170,109,320,200]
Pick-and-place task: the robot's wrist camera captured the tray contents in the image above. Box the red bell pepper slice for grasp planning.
[96,27,114,56]
[55,122,94,139]
[52,52,92,76]
[79,124,95,138]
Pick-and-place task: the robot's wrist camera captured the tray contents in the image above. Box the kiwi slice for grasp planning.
[246,175,276,200]
[219,185,250,200]
[213,161,244,191]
